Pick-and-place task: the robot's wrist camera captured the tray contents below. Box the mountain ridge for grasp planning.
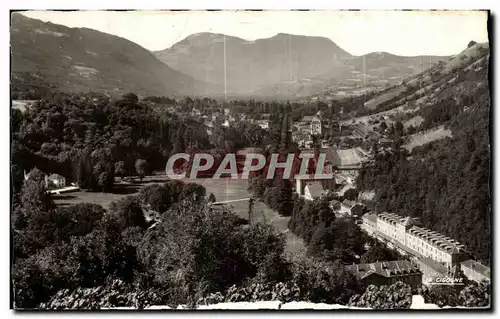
[11,13,221,98]
[154,31,353,96]
[155,32,450,98]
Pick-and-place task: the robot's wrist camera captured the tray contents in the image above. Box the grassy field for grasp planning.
[53,175,306,256]
[403,126,452,151]
[191,178,306,256]
[54,183,139,209]
[363,85,406,110]
[337,148,366,166]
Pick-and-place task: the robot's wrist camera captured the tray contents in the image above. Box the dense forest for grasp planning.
[11,92,284,195]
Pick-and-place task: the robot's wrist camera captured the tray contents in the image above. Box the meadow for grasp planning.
[53,175,306,256]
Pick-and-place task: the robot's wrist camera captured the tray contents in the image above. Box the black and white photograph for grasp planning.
[8,8,492,311]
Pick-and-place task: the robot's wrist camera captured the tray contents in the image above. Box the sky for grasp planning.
[21,10,489,56]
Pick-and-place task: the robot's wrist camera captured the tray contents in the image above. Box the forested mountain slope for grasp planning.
[356,42,491,263]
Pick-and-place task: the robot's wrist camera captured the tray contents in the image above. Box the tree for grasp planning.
[135,159,148,180]
[121,92,139,103]
[248,176,266,200]
[348,282,412,309]
[179,183,206,202]
[308,225,335,257]
[139,184,171,213]
[208,193,216,203]
[109,196,147,230]
[66,224,137,288]
[290,257,363,304]
[20,168,53,217]
[343,188,359,201]
[394,121,404,138]
[136,200,288,304]
[420,284,460,307]
[114,161,126,177]
[459,281,490,307]
[361,243,398,263]
[97,172,111,192]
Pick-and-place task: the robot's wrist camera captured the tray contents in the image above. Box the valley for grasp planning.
[10,10,491,311]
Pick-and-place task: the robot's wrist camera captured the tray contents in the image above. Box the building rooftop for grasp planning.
[418,257,448,275]
[461,259,490,278]
[341,199,356,208]
[408,225,466,254]
[362,213,378,223]
[306,182,324,198]
[378,212,411,225]
[347,260,421,279]
[47,173,65,180]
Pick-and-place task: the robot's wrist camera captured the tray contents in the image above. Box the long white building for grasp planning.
[360,212,468,268]
[361,212,490,284]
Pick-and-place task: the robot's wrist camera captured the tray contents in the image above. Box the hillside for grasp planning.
[10,13,220,98]
[154,32,352,97]
[345,52,449,82]
[303,53,449,101]
[355,41,491,262]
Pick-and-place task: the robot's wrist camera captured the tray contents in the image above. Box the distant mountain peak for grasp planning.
[467,40,478,48]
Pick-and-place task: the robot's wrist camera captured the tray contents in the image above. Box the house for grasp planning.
[255,120,269,130]
[191,108,202,117]
[339,200,366,217]
[296,177,324,200]
[460,259,490,283]
[204,120,214,135]
[303,182,324,201]
[310,116,322,135]
[346,260,422,290]
[340,199,355,215]
[45,173,66,188]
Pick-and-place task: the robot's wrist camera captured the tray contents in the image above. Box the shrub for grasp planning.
[348,282,412,309]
